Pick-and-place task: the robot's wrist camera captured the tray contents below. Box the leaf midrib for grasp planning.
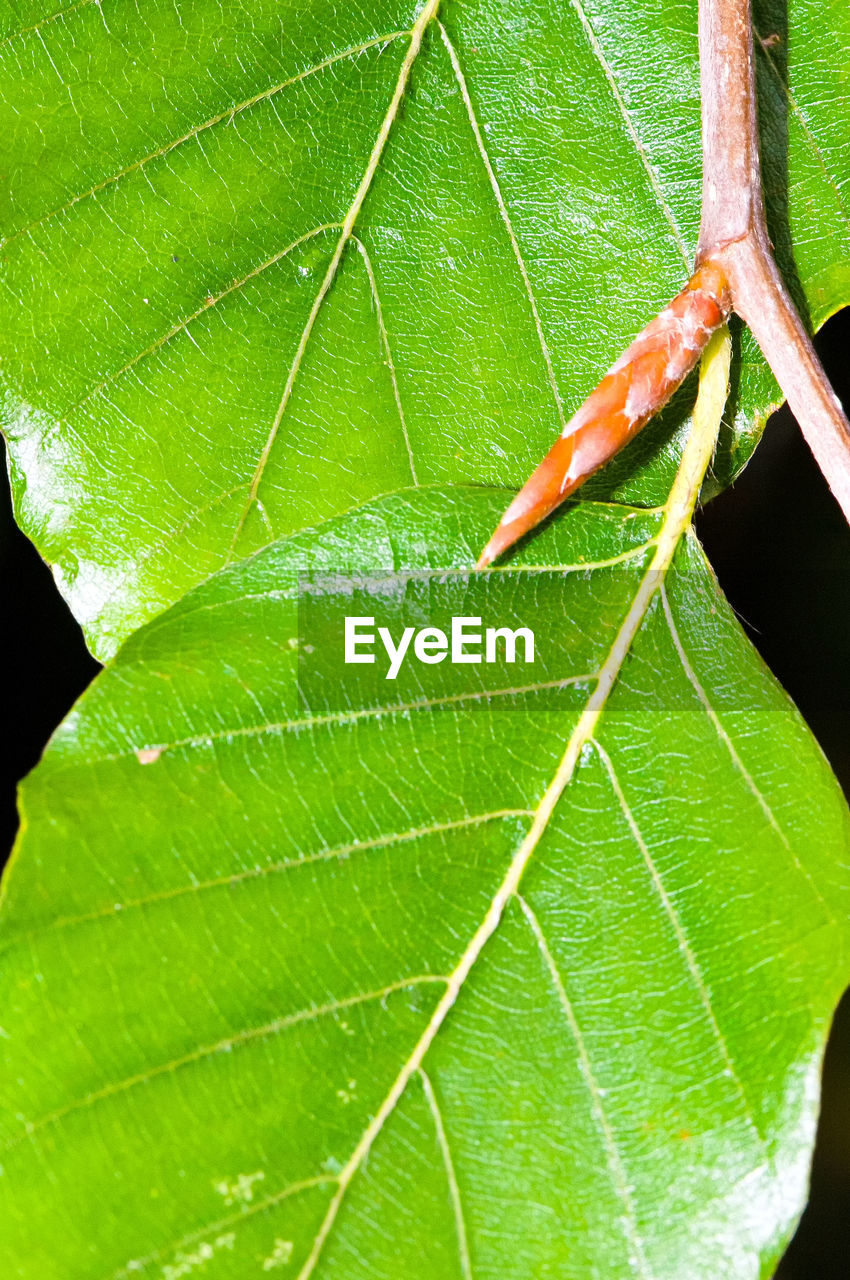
[292,328,734,1279]
[226,1,444,552]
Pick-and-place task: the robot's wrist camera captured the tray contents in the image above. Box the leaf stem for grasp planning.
[651,326,733,556]
[697,0,850,520]
[574,328,732,734]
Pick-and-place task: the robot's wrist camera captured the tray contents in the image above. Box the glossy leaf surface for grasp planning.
[1,490,847,1278]
[1,0,849,656]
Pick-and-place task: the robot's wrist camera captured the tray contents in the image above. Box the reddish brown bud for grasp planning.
[477,261,732,568]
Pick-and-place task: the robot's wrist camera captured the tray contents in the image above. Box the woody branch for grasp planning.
[477,0,850,568]
[698,0,850,523]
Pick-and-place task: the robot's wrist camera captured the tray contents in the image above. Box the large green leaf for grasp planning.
[2,488,848,1278]
[1,0,849,657]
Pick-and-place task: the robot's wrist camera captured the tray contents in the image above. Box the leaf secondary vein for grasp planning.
[10,809,533,946]
[129,529,658,638]
[106,1174,336,1280]
[419,1066,473,1280]
[592,737,771,1156]
[439,21,566,430]
[753,28,850,231]
[351,236,419,485]
[48,223,342,424]
[659,580,837,928]
[1,976,447,1153]
[516,892,651,1278]
[0,32,408,251]
[0,0,97,50]
[565,0,690,267]
[61,673,597,773]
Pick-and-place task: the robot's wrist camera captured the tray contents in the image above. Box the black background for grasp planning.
[1,312,848,1274]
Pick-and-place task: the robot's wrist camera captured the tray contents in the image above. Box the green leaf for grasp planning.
[1,0,849,657]
[2,488,847,1278]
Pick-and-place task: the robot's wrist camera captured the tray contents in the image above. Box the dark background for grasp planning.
[1,312,848,1275]
[699,309,850,1279]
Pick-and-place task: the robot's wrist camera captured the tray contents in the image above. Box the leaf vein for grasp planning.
[228,0,442,557]
[13,809,534,945]
[351,235,419,484]
[516,892,651,1278]
[0,0,97,50]
[438,22,566,429]
[89,674,595,770]
[660,580,836,927]
[754,30,850,232]
[419,1067,473,1280]
[565,0,689,267]
[591,737,770,1152]
[107,1175,336,1280]
[137,532,656,634]
[51,223,342,424]
[2,976,447,1153]
[0,32,408,250]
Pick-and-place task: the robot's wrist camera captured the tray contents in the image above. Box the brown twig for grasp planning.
[698,0,850,523]
[478,0,850,567]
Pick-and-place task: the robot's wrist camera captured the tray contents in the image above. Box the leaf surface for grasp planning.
[1,0,849,655]
[1,489,848,1279]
